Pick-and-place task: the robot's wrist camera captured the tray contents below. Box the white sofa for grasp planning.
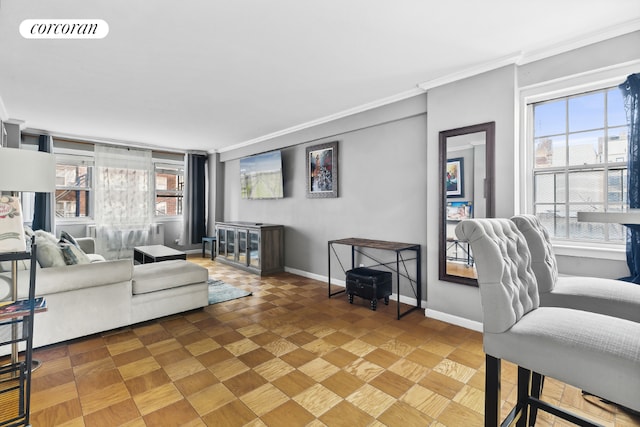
[0,236,209,353]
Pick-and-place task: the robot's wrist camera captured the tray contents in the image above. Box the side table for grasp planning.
[202,236,216,260]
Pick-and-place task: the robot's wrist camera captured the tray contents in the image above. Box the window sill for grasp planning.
[552,242,626,261]
[153,216,182,223]
[54,217,94,225]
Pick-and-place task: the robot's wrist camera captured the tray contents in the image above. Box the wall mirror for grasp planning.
[439,122,495,286]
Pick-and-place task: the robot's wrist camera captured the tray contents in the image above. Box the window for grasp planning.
[154,163,183,216]
[55,155,93,219]
[530,86,629,243]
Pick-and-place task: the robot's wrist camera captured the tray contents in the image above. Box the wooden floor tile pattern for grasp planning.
[4,256,638,426]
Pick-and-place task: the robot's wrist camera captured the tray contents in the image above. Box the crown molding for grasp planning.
[5,118,26,128]
[22,127,196,155]
[519,18,640,65]
[216,87,425,154]
[416,18,640,93]
[417,52,523,92]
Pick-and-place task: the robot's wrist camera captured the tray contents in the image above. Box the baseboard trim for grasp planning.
[285,266,345,286]
[285,266,427,308]
[424,309,483,332]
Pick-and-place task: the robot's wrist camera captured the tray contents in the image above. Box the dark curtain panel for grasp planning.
[187,154,207,244]
[32,135,53,232]
[619,73,640,283]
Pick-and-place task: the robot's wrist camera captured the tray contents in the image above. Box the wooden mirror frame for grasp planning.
[438,122,495,286]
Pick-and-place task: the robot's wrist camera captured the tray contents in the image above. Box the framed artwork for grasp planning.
[306,141,338,198]
[446,157,464,198]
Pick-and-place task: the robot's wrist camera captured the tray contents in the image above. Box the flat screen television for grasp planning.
[240,150,284,199]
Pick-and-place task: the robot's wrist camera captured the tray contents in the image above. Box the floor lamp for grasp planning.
[0,147,56,368]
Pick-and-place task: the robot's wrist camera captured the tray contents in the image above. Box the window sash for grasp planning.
[529,85,628,244]
[55,154,95,219]
[154,161,184,217]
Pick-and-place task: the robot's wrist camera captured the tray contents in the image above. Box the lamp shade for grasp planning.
[0,147,56,192]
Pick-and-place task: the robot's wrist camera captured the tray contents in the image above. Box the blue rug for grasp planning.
[208,279,252,305]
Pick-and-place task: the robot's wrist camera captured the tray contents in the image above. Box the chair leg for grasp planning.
[529,373,544,426]
[517,367,532,427]
[486,355,501,427]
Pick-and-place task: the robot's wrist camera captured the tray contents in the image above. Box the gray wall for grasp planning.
[212,32,638,327]
[219,95,428,298]
[426,65,517,323]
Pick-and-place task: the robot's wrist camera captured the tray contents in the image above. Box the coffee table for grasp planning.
[133,245,187,264]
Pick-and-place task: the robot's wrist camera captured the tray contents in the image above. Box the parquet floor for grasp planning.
[7,256,639,426]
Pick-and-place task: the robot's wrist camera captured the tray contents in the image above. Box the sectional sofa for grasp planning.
[0,233,209,354]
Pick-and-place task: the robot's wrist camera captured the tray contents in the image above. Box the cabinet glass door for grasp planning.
[225,229,236,261]
[238,229,248,265]
[249,231,260,268]
[217,227,226,257]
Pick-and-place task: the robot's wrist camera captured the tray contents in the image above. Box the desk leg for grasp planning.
[351,246,355,270]
[327,242,331,298]
[417,246,422,308]
[396,252,401,320]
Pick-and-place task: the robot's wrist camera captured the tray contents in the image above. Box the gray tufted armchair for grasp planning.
[455,218,640,426]
[511,214,640,322]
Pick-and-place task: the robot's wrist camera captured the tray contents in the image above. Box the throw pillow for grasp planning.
[59,230,79,247]
[24,225,35,238]
[35,239,66,268]
[34,229,59,244]
[60,243,91,265]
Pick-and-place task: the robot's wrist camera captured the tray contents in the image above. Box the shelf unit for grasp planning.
[0,244,38,427]
[215,222,284,275]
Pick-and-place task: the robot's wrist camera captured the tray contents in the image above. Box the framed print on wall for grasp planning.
[446,157,464,198]
[306,141,338,198]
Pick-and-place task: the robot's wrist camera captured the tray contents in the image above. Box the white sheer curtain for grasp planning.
[94,145,152,259]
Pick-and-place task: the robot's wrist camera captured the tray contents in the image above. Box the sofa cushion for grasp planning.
[132,260,208,295]
[87,253,106,263]
[22,259,133,297]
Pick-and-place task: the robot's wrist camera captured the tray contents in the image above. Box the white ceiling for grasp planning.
[1,1,639,153]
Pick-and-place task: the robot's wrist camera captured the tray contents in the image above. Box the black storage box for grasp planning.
[345,267,392,311]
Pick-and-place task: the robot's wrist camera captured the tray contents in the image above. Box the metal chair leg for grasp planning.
[486,355,501,427]
[530,373,544,426]
[517,367,532,427]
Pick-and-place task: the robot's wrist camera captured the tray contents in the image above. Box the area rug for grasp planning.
[208,278,252,305]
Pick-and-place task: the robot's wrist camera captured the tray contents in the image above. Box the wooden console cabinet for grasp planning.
[215,221,284,275]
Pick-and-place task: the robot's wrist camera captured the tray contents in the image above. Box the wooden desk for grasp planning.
[328,238,422,319]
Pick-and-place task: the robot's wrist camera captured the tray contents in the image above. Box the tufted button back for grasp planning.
[455,218,540,334]
[511,215,558,294]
